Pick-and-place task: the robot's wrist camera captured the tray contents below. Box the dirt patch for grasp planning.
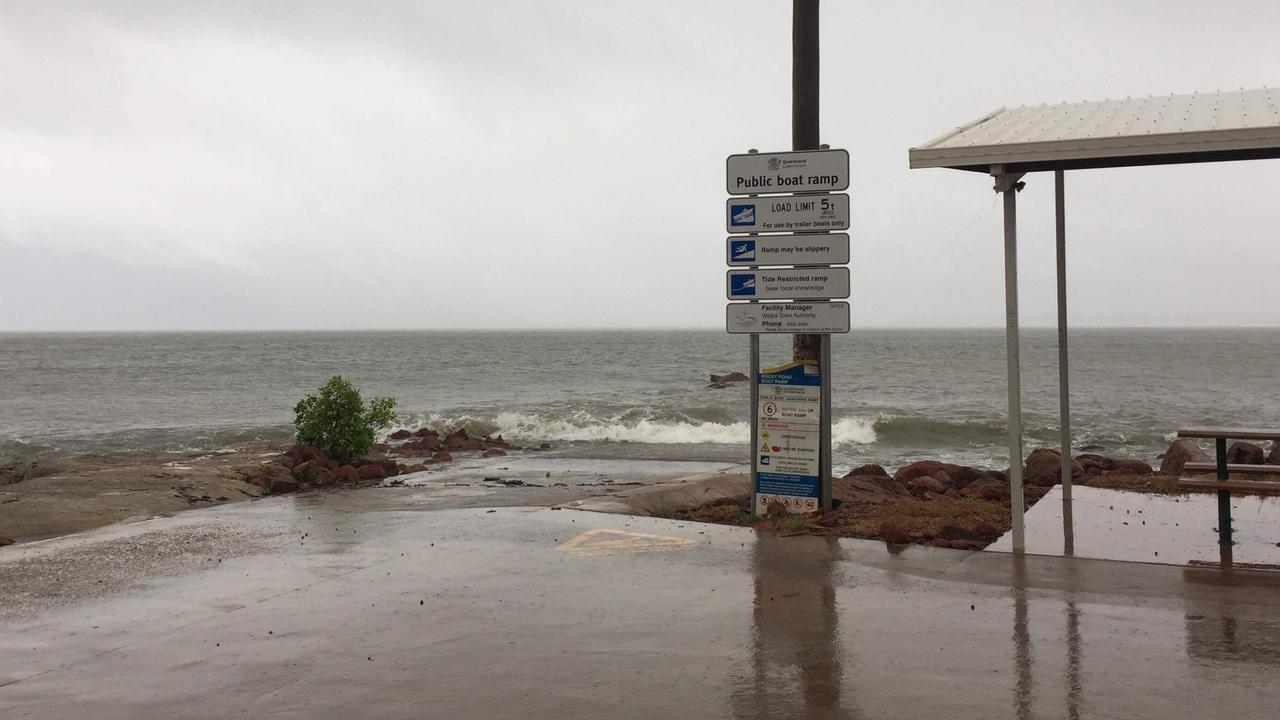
[676,484,1054,550]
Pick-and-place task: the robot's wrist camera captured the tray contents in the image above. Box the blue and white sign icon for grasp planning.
[730,240,757,263]
[729,203,756,228]
[729,274,757,297]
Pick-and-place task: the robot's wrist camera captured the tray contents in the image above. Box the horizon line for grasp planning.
[4,325,1280,334]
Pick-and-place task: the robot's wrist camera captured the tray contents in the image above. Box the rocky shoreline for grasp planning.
[678,439,1280,549]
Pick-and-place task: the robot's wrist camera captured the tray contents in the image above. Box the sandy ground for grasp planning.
[0,447,276,542]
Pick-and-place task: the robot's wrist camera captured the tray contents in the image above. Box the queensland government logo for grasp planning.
[729,203,756,227]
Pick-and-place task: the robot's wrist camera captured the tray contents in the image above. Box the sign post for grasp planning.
[724,1,845,516]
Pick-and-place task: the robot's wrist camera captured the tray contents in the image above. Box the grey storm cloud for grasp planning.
[2,0,1279,330]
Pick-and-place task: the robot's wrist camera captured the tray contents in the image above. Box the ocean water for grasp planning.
[1,329,1277,472]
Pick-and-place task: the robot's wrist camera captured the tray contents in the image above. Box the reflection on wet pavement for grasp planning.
[2,492,1280,718]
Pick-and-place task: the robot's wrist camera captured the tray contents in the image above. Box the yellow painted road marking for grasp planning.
[557,528,693,556]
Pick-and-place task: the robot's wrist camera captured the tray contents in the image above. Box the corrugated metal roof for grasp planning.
[910,87,1280,172]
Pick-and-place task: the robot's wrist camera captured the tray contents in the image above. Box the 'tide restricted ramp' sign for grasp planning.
[725,301,850,334]
[755,361,822,515]
[726,149,850,195]
[726,233,850,266]
[726,267,849,301]
[725,194,849,234]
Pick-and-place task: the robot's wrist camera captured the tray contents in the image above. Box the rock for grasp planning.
[709,371,748,384]
[389,429,413,440]
[0,536,14,547]
[270,476,301,494]
[765,499,786,516]
[334,465,360,483]
[832,474,911,503]
[949,540,983,551]
[843,464,888,478]
[816,511,840,528]
[939,524,979,541]
[432,450,453,462]
[908,476,947,496]
[1109,458,1154,475]
[291,460,317,481]
[1025,448,1082,487]
[356,464,387,480]
[1227,441,1265,465]
[415,428,439,438]
[397,463,427,474]
[879,519,912,544]
[284,443,324,467]
[943,489,961,499]
[929,538,950,548]
[539,442,552,450]
[484,435,510,447]
[972,521,1001,541]
[482,448,507,457]
[1270,441,1280,466]
[933,471,955,488]
[894,460,984,488]
[310,467,336,487]
[959,477,1007,500]
[443,429,469,450]
[1159,438,1211,475]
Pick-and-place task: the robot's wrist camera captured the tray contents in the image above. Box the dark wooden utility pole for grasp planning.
[792,0,821,364]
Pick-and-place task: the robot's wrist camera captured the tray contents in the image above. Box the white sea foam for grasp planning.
[385,411,880,446]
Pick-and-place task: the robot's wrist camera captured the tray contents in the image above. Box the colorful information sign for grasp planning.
[754,361,822,515]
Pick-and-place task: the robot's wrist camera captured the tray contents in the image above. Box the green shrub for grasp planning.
[293,376,396,463]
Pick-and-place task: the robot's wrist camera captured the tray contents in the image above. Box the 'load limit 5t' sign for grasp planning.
[725,194,849,233]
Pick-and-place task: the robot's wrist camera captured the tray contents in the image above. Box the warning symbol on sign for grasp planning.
[557,529,693,556]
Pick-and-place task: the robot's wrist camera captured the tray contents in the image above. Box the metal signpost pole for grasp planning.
[792,0,830,512]
[748,152,760,512]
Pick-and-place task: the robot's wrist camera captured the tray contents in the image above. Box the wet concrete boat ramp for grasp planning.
[3,473,1279,719]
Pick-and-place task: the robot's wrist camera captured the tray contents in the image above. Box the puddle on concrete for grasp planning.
[988,485,1280,567]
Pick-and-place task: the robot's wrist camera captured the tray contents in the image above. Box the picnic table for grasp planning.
[1176,427,1280,545]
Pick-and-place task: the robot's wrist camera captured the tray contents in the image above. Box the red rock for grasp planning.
[271,476,301,494]
[908,476,947,496]
[879,519,912,544]
[432,450,453,462]
[765,499,786,517]
[973,522,1001,541]
[949,540,983,551]
[1109,458,1154,475]
[285,443,324,466]
[482,448,507,457]
[443,429,469,450]
[943,489,961,499]
[1270,442,1280,466]
[709,371,748,384]
[939,524,979,541]
[1159,439,1211,475]
[929,538,950,548]
[832,475,910,503]
[1227,441,1265,465]
[959,477,1007,500]
[291,460,316,480]
[1025,448,1082,487]
[894,460,985,487]
[539,442,552,450]
[843,463,889,478]
[356,464,387,480]
[816,511,840,528]
[334,465,360,483]
[0,536,14,547]
[484,435,510,447]
[398,463,427,474]
[389,429,413,440]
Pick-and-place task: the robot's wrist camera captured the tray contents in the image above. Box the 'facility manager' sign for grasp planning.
[726,194,849,234]
[726,149,850,195]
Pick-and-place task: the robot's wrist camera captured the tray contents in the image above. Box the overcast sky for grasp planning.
[2,1,1279,331]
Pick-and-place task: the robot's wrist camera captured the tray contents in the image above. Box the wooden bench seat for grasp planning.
[1178,477,1280,493]
[1183,462,1280,475]
[1175,426,1280,546]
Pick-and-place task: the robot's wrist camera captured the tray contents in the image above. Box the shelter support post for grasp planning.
[1055,170,1073,554]
[994,168,1027,552]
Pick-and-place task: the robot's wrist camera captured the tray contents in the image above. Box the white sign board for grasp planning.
[726,149,850,195]
[755,361,822,514]
[726,267,849,301]
[725,302,850,334]
[726,194,849,233]
[726,233,849,266]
